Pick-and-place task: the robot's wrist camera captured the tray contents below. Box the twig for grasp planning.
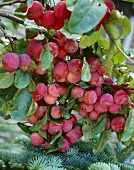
[0,21,14,51]
[0,0,26,7]
[0,10,24,25]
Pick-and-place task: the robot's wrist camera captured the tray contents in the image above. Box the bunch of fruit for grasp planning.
[1,0,133,152]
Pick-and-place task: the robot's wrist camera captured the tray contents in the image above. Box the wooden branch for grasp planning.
[0,0,26,6]
[0,10,24,25]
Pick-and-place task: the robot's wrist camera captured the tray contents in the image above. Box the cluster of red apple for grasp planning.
[25,1,71,30]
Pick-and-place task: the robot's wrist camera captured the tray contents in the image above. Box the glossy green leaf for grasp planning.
[27,0,33,8]
[67,97,77,110]
[82,118,95,140]
[14,39,29,54]
[128,79,134,88]
[69,0,107,34]
[27,78,36,92]
[50,132,62,145]
[120,16,131,39]
[62,107,71,119]
[81,59,91,82]
[59,84,74,105]
[79,81,89,89]
[0,86,17,101]
[24,19,41,30]
[14,70,30,89]
[93,129,111,154]
[38,129,47,139]
[0,72,14,89]
[123,0,134,2]
[26,99,35,118]
[10,89,32,120]
[66,0,78,11]
[47,63,54,84]
[40,47,53,71]
[113,44,126,64]
[94,115,106,135]
[121,109,134,142]
[79,27,103,49]
[17,122,31,134]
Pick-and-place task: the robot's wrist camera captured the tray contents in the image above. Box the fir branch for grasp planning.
[0,0,26,7]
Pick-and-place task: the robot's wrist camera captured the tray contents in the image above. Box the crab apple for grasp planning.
[41,122,49,130]
[27,41,43,61]
[48,83,61,97]
[64,39,78,54]
[44,93,57,104]
[66,129,79,145]
[111,116,126,133]
[19,54,31,69]
[97,65,105,76]
[25,1,43,21]
[34,16,43,26]
[83,91,97,104]
[74,126,83,138]
[109,103,121,114]
[114,90,130,106]
[78,109,89,117]
[27,114,38,124]
[70,114,77,124]
[43,141,50,150]
[30,132,45,146]
[68,59,83,73]
[104,0,115,11]
[105,118,111,130]
[100,93,114,107]
[57,46,67,59]
[48,122,62,135]
[2,52,20,72]
[94,86,102,100]
[53,57,63,64]
[44,42,59,57]
[53,31,67,46]
[59,86,68,95]
[36,83,47,97]
[94,101,108,113]
[71,86,84,99]
[54,1,71,20]
[41,11,56,29]
[80,103,94,112]
[88,72,99,86]
[87,57,100,73]
[67,72,81,84]
[89,110,102,121]
[62,119,73,133]
[36,61,46,75]
[50,106,62,119]
[53,19,65,30]
[104,77,113,85]
[35,106,47,119]
[53,62,69,82]
[95,76,104,86]
[58,138,69,152]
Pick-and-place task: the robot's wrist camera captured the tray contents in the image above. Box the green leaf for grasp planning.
[123,0,134,2]
[69,0,107,34]
[26,99,36,118]
[93,129,111,154]
[94,115,106,135]
[118,105,129,115]
[24,19,41,30]
[128,79,134,88]
[79,81,89,89]
[10,89,32,120]
[66,0,78,11]
[60,27,81,39]
[121,109,134,142]
[27,78,36,92]
[66,97,77,110]
[47,63,54,84]
[14,39,29,54]
[0,72,14,89]
[17,122,31,134]
[38,129,47,139]
[0,86,17,101]
[48,117,62,125]
[40,47,53,71]
[79,27,103,49]
[82,118,95,140]
[14,70,30,89]
[24,60,36,73]
[59,84,74,105]
[81,59,91,82]
[30,106,51,131]
[27,0,33,8]
[120,16,131,39]
[113,44,126,64]
[62,107,71,119]
[50,132,62,145]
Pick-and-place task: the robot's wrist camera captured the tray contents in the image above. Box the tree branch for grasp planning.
[0,10,24,25]
[0,0,26,7]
